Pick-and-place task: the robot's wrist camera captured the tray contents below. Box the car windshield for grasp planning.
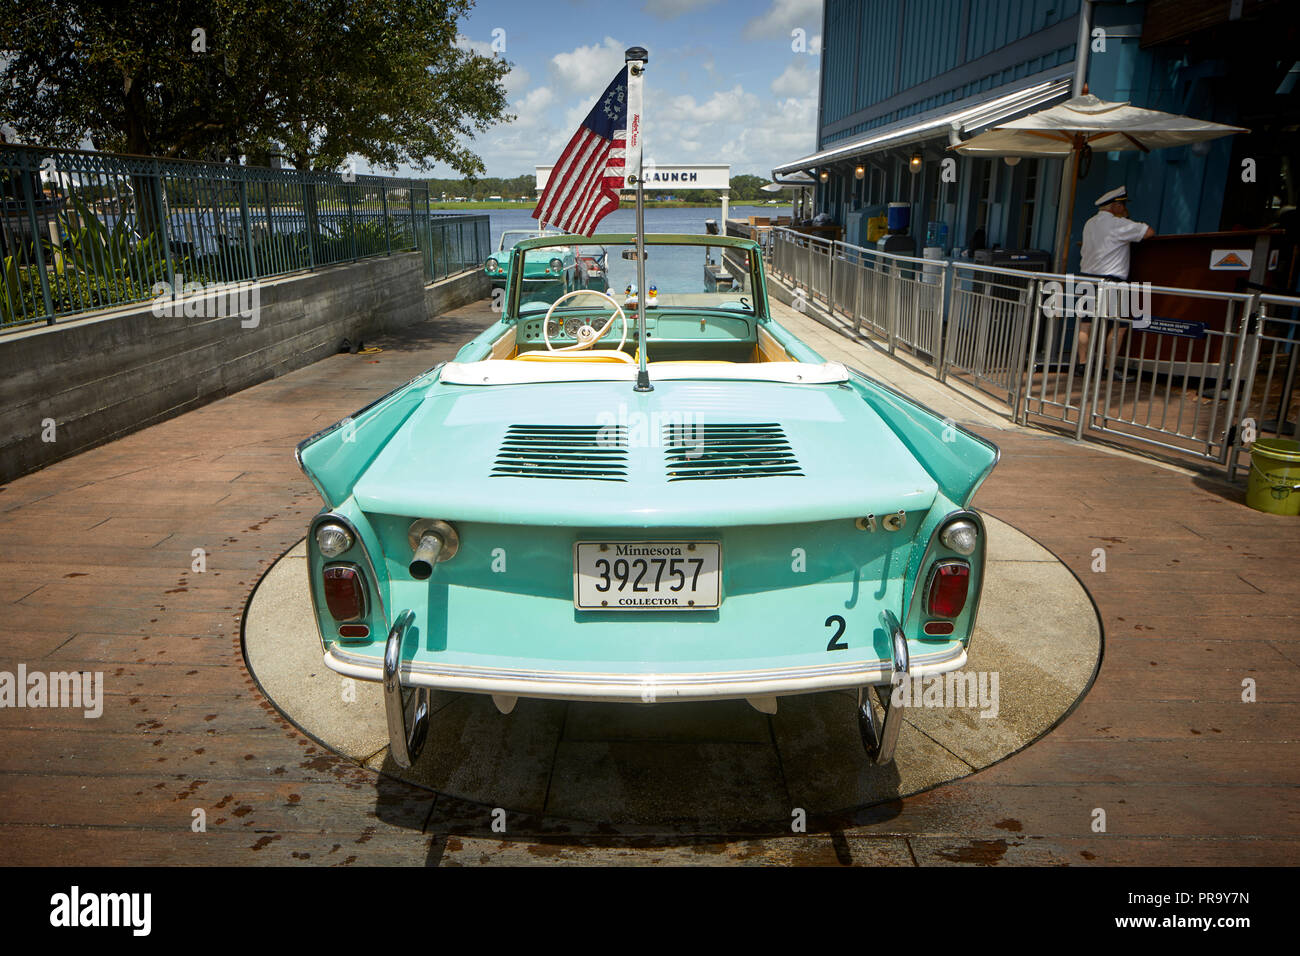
[498,229,545,251]
[515,239,756,315]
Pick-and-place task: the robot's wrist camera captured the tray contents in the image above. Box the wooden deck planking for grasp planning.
[0,301,1296,865]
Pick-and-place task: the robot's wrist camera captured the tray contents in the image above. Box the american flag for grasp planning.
[533,66,640,236]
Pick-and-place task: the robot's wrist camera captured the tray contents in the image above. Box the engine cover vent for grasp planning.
[492,425,629,481]
[663,423,803,481]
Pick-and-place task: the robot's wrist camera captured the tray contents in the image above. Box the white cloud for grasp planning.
[663,86,761,125]
[771,60,817,98]
[440,30,821,180]
[454,33,496,58]
[549,37,626,95]
[502,64,531,99]
[455,32,532,103]
[743,0,822,40]
[631,83,815,176]
[516,86,554,111]
[721,95,818,175]
[642,0,721,18]
[508,85,556,129]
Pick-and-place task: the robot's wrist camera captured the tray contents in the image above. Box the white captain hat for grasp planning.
[1096,186,1129,207]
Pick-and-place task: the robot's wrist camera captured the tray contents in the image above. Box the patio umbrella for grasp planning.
[763,171,816,217]
[950,93,1247,270]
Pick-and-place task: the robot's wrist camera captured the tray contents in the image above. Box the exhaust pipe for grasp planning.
[407,519,459,580]
[408,532,443,580]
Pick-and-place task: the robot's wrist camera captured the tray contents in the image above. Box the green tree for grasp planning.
[0,0,512,175]
[729,175,769,202]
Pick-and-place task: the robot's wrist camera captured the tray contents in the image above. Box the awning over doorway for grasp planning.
[772,72,1072,176]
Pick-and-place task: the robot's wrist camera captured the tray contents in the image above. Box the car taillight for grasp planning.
[926,560,970,618]
[322,563,367,622]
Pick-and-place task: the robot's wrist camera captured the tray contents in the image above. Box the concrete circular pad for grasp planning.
[244,514,1100,827]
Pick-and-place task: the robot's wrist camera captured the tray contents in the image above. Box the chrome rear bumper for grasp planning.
[363,606,938,768]
[857,609,911,765]
[382,609,431,769]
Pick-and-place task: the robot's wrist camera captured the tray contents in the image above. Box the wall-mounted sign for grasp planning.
[536,163,730,192]
[1209,249,1252,271]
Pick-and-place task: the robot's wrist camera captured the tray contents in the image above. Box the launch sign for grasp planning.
[536,163,730,192]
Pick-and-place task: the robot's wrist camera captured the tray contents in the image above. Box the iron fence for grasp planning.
[0,145,490,331]
[768,226,1300,481]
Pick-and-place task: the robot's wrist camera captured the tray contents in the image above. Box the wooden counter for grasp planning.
[1126,229,1288,368]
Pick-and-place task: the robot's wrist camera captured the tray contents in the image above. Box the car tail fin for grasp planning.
[847,369,998,507]
[296,367,439,508]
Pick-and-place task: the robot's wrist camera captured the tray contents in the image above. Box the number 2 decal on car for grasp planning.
[825,614,848,651]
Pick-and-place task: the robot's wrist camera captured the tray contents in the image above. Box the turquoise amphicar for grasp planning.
[298,233,998,767]
[483,228,605,300]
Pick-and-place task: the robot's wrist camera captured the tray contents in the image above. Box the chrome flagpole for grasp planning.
[625,46,650,392]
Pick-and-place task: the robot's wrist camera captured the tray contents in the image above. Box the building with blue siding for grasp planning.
[774,0,1297,287]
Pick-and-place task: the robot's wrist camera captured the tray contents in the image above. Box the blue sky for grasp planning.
[385,0,824,181]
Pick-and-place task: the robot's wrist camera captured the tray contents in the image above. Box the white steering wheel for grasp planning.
[542,289,630,353]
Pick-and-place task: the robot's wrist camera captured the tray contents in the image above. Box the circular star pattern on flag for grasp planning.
[603,85,626,119]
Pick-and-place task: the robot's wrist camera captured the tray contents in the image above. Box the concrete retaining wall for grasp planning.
[0,254,488,483]
[427,269,491,318]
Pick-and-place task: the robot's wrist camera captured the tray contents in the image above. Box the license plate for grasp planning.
[574,541,721,610]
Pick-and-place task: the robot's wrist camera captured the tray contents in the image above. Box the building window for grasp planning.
[1019,159,1040,249]
[976,162,992,231]
[970,160,994,247]
[869,166,883,206]
[925,159,952,234]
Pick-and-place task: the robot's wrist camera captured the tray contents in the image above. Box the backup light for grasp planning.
[315,522,354,557]
[939,518,979,556]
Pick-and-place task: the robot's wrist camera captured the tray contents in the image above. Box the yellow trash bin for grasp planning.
[1245,438,1300,516]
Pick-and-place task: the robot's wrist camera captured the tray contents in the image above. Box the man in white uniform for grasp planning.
[1077,186,1154,379]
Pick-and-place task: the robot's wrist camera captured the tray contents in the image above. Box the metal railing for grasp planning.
[772,229,947,367]
[943,261,1035,407]
[768,226,1300,479]
[1079,285,1253,463]
[1,145,490,331]
[1228,294,1300,480]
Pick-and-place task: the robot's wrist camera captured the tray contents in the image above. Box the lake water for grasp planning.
[483,203,778,249]
[484,203,782,295]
